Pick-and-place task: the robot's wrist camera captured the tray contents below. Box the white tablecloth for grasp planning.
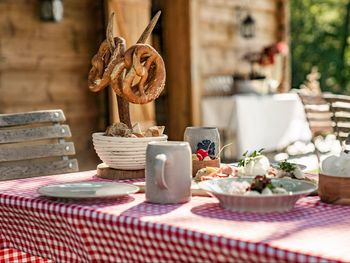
[202,93,312,158]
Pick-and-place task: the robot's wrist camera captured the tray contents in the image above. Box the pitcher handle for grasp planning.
[155,154,168,189]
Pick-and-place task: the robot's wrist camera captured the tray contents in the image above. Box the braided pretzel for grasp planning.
[110,44,165,104]
[88,37,126,92]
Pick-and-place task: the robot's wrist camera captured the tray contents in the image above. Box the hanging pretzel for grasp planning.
[88,37,126,92]
[110,44,165,104]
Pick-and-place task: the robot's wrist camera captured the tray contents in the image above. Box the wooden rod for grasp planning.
[117,95,132,128]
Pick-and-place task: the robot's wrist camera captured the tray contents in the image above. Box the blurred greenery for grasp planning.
[291,0,350,93]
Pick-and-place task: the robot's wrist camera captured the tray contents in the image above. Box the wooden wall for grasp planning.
[191,0,278,78]
[0,0,105,170]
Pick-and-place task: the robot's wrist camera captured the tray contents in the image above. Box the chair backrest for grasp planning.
[323,94,350,143]
[0,109,79,181]
[297,92,333,138]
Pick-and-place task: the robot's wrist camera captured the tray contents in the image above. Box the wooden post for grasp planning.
[155,0,196,140]
[276,0,291,93]
[116,96,132,128]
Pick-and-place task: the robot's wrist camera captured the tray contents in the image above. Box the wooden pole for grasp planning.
[276,0,290,93]
[155,0,194,140]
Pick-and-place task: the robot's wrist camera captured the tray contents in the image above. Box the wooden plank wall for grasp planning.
[0,0,105,170]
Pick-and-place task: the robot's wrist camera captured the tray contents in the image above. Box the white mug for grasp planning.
[145,141,192,204]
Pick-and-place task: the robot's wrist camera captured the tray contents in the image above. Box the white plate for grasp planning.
[38,182,139,199]
[199,177,316,213]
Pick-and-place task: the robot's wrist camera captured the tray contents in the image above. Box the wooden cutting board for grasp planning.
[96,163,145,180]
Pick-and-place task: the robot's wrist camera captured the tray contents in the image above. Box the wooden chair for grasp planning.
[297,92,334,159]
[297,92,333,138]
[323,93,350,144]
[0,109,79,181]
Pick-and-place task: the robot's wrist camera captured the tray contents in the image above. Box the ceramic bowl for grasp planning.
[92,132,167,170]
[319,173,350,205]
[198,177,316,213]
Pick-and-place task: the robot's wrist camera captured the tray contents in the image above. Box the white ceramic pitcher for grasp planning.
[145,141,192,204]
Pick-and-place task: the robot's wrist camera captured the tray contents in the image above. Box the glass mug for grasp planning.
[184,127,220,156]
[145,141,192,204]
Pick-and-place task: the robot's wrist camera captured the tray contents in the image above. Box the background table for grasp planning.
[1,171,350,262]
[202,93,312,159]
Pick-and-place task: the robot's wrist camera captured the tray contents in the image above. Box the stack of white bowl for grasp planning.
[92,132,168,170]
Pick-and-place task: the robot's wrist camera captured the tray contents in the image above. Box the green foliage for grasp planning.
[291,0,350,93]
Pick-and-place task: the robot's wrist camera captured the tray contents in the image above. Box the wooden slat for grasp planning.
[308,121,333,128]
[0,110,65,127]
[0,142,75,162]
[310,126,333,134]
[306,111,332,118]
[332,116,350,122]
[307,117,332,122]
[299,96,327,105]
[300,100,328,106]
[331,106,350,113]
[305,108,330,114]
[0,125,71,144]
[338,133,349,141]
[335,127,350,133]
[324,94,350,103]
[0,159,79,181]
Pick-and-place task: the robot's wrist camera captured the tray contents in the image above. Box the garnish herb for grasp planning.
[278,160,297,173]
[237,148,264,167]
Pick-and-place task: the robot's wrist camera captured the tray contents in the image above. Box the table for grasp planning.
[202,93,312,158]
[1,171,350,262]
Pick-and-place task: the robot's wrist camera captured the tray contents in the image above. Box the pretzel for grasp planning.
[110,44,165,104]
[88,37,126,92]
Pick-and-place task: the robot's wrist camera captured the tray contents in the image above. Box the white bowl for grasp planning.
[199,177,316,213]
[92,132,168,170]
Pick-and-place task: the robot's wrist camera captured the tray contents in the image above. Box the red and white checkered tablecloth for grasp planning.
[0,171,349,263]
[0,248,51,263]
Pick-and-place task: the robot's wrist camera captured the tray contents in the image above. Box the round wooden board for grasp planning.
[96,163,145,180]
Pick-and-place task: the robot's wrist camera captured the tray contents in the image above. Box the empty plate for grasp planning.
[38,181,139,199]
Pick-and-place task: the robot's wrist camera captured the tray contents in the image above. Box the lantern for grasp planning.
[40,0,64,22]
[240,13,255,39]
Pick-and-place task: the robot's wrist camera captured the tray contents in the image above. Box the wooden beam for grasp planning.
[156,0,195,140]
[276,0,291,93]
